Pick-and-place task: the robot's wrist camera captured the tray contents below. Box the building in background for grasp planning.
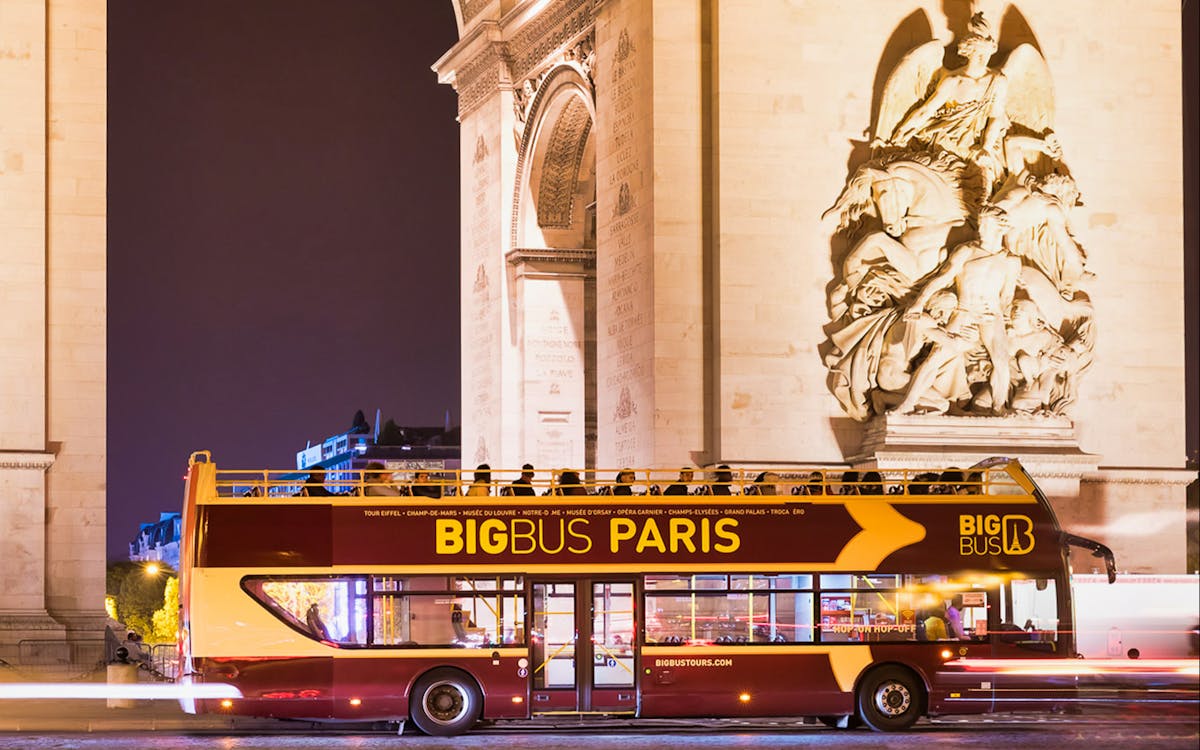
[295,410,461,487]
[128,513,182,571]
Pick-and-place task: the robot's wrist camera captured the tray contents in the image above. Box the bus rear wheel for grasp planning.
[856,665,924,732]
[409,668,482,736]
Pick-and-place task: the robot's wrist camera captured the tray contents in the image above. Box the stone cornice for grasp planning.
[507,247,596,267]
[455,41,512,119]
[0,451,56,471]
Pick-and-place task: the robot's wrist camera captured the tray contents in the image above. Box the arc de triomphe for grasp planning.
[434,0,1193,572]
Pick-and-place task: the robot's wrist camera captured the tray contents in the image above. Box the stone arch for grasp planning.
[512,63,596,251]
[507,62,598,469]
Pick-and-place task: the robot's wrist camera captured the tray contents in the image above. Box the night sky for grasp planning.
[107,2,461,559]
[106,3,1198,562]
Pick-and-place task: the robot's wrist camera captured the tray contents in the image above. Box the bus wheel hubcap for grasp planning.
[875,681,910,716]
[425,682,467,723]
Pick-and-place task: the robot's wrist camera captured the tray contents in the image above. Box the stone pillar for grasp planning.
[508,249,595,469]
[0,0,107,663]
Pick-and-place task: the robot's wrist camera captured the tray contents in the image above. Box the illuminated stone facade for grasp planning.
[439,0,1190,571]
[0,1,107,663]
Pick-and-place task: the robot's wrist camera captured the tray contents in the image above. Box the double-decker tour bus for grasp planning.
[178,452,1134,734]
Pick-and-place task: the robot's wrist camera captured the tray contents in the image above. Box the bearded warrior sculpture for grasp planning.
[823,8,1095,421]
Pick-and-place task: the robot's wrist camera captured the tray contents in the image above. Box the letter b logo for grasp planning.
[1002,515,1035,555]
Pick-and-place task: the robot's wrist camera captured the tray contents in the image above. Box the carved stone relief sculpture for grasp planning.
[822,8,1094,421]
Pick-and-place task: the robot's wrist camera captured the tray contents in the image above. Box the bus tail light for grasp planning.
[349,698,362,707]
[512,696,524,704]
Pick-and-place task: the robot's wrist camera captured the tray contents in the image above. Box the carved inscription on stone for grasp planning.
[822,9,1094,422]
[468,130,498,463]
[601,26,647,466]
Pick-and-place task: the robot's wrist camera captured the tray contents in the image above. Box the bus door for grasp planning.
[530,579,637,714]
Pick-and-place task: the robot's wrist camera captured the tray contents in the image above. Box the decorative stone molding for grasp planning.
[506,0,593,84]
[822,8,1095,425]
[1080,469,1199,487]
[460,0,491,26]
[0,451,56,471]
[455,40,510,120]
[506,247,596,267]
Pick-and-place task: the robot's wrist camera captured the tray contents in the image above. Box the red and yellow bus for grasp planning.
[178,453,1125,734]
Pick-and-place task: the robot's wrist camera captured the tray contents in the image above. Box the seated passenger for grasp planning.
[752,471,780,495]
[612,468,636,496]
[465,464,491,497]
[923,606,949,640]
[706,465,734,495]
[364,461,400,496]
[301,469,333,497]
[839,470,860,495]
[411,470,443,499]
[556,470,588,496]
[805,471,825,495]
[860,470,884,495]
[936,469,965,494]
[908,472,939,495]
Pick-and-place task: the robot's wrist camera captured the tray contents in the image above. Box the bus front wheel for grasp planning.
[409,668,483,736]
[855,666,924,732]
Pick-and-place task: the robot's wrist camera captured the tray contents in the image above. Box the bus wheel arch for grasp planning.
[408,666,484,736]
[854,664,927,732]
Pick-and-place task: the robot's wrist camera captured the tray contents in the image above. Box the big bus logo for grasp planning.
[958,514,1035,556]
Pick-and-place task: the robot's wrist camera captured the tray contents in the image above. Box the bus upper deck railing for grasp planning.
[188,454,1031,501]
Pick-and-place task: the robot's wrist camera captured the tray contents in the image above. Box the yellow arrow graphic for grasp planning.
[835,501,927,569]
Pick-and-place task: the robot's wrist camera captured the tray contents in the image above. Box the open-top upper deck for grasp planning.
[183,454,1088,577]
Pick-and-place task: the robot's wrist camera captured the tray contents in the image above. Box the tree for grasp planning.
[151,576,180,645]
[108,561,170,640]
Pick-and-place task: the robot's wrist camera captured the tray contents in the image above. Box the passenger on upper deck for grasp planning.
[612,468,636,496]
[411,470,443,499]
[706,465,734,495]
[363,462,399,496]
[301,469,333,497]
[803,471,825,495]
[936,469,965,494]
[860,470,884,495]
[555,470,588,496]
[839,470,860,495]
[664,467,695,496]
[465,464,492,497]
[748,471,780,495]
[962,470,984,494]
[908,472,939,495]
[507,464,536,496]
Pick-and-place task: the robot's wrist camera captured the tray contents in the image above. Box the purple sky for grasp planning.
[107,2,461,559]
[106,3,1198,561]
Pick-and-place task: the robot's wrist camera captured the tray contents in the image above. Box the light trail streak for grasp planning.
[0,683,242,700]
[949,658,1200,677]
